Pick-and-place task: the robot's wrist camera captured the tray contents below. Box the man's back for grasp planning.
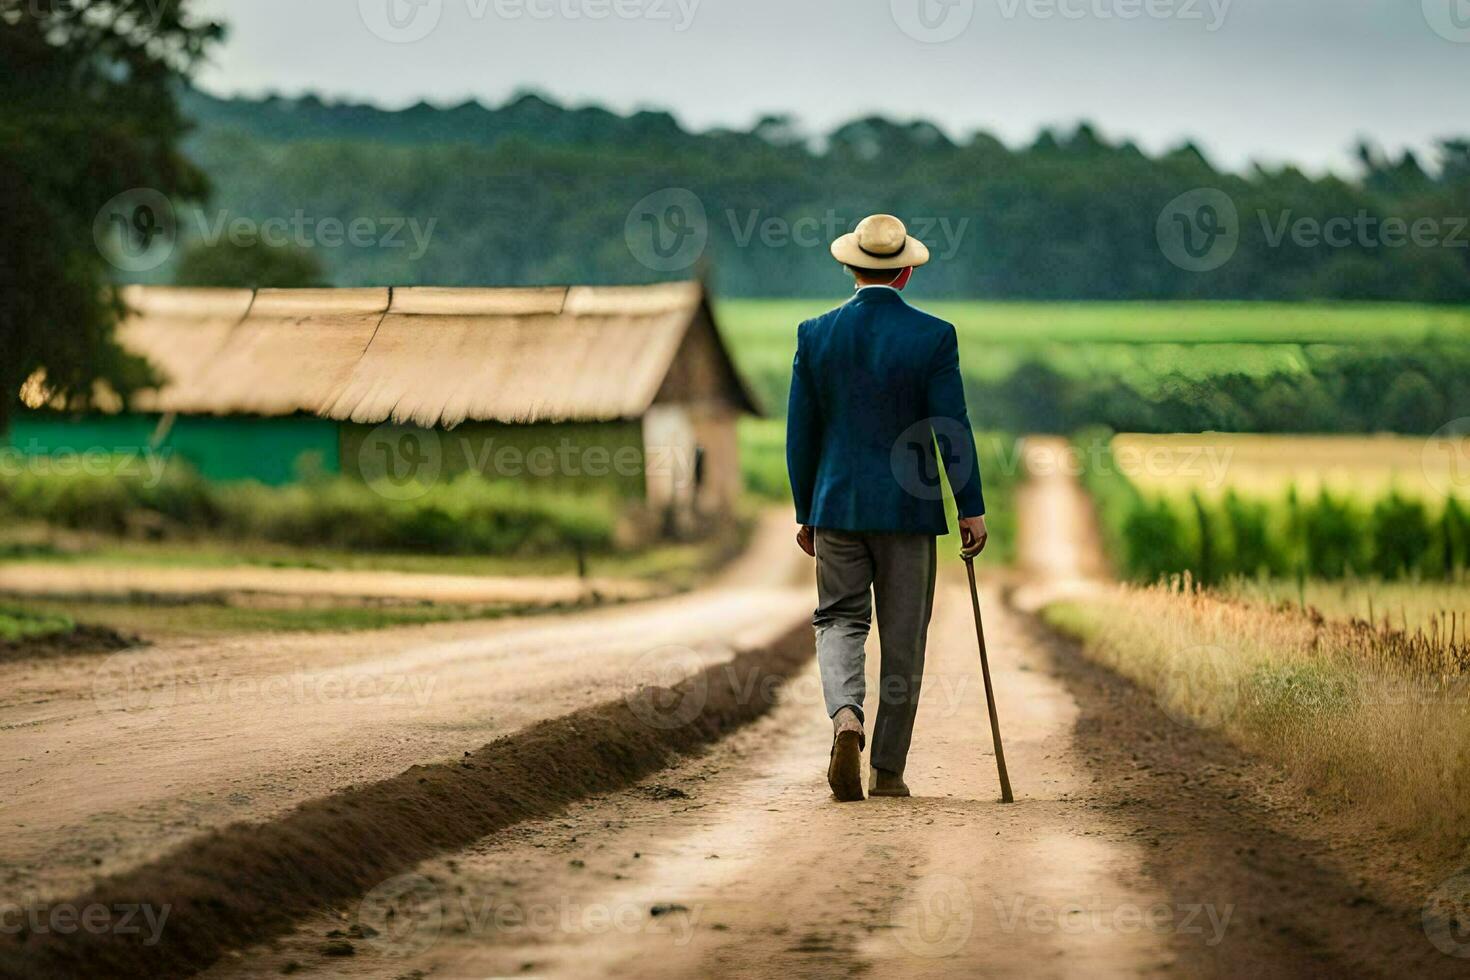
[786,285,985,535]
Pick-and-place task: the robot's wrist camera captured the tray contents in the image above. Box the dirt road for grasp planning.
[200,442,1182,978]
[10,448,1455,977]
[0,514,807,905]
[0,562,659,607]
[203,436,1457,979]
[209,572,1190,979]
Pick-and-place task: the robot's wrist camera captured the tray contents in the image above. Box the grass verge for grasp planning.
[1042,581,1470,862]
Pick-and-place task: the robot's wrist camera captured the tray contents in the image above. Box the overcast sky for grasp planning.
[193,0,1469,174]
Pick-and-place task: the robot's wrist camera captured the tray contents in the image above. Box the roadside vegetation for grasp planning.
[1045,579,1470,859]
[0,464,618,556]
[720,301,1470,435]
[1080,431,1470,584]
[1057,430,1470,859]
[5,596,544,640]
[0,464,749,646]
[0,606,73,643]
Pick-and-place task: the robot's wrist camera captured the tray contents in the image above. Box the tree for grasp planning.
[174,240,327,288]
[0,1,224,432]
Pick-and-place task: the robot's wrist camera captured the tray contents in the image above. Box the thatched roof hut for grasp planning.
[15,283,758,516]
[117,282,758,425]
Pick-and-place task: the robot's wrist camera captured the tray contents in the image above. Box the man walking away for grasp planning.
[786,214,988,803]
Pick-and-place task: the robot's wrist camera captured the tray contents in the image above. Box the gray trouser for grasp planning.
[813,528,936,775]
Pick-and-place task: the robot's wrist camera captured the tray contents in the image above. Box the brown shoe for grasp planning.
[869,767,910,798]
[827,731,864,802]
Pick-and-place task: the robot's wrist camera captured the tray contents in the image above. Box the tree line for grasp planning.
[177,88,1470,301]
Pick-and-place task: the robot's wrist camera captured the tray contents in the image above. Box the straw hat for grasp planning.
[830,214,931,270]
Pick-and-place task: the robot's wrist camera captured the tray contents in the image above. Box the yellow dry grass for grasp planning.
[1045,582,1470,859]
[1111,433,1470,504]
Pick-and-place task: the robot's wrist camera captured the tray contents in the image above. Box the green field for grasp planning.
[717,299,1470,348]
[718,300,1470,434]
[1079,432,1470,584]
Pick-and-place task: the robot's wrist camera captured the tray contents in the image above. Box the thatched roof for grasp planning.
[105,283,759,426]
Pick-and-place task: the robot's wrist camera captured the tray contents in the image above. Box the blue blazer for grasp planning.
[786,287,985,535]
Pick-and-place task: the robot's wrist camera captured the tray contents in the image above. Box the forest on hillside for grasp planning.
[172,88,1470,300]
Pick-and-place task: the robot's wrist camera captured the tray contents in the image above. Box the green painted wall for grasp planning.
[339,420,647,498]
[8,414,647,495]
[7,413,341,485]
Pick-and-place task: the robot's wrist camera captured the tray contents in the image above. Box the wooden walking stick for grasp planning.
[963,555,1014,803]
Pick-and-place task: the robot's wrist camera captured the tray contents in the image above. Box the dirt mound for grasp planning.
[0,623,139,663]
[0,621,813,980]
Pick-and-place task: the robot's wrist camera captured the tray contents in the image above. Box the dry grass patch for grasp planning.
[1044,580,1470,859]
